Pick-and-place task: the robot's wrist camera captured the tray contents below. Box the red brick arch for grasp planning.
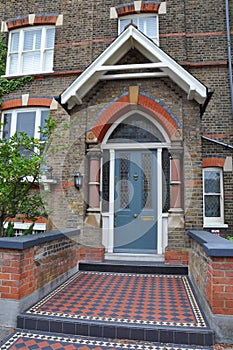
[115,2,160,17]
[1,97,53,111]
[202,157,225,168]
[6,14,59,30]
[92,94,179,142]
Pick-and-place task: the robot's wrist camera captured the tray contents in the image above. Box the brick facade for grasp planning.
[0,0,233,260]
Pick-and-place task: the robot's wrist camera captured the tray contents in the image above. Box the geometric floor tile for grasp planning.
[0,330,214,350]
[26,271,208,329]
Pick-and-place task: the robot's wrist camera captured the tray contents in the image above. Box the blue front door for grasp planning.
[114,150,157,253]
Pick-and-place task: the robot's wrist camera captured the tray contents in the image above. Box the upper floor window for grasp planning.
[119,15,158,44]
[2,108,49,141]
[203,167,225,227]
[6,26,55,76]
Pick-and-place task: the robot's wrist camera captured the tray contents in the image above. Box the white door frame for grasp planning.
[101,111,170,256]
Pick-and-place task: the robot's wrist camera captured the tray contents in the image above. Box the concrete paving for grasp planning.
[0,325,15,344]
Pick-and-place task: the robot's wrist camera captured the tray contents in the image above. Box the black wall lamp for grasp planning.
[74,172,83,190]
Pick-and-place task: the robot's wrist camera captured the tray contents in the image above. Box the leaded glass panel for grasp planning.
[108,114,165,143]
[142,153,152,208]
[204,171,220,193]
[205,195,220,217]
[162,149,170,212]
[102,151,110,213]
[119,153,130,209]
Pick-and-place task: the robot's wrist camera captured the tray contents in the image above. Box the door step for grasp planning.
[79,260,188,275]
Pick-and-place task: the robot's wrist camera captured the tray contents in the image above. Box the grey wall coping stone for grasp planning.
[0,229,80,250]
[188,229,233,257]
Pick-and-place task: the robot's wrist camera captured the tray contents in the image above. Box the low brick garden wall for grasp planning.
[0,229,104,327]
[188,230,233,344]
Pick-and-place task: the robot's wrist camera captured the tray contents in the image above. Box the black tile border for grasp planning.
[17,314,214,346]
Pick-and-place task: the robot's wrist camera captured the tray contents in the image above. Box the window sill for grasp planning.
[1,70,54,79]
[203,223,229,229]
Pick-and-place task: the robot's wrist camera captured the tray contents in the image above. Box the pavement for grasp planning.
[0,326,15,345]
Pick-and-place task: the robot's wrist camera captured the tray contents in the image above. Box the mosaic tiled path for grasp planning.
[16,270,214,346]
[0,330,214,350]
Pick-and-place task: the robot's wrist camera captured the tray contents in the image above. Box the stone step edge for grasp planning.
[78,262,188,275]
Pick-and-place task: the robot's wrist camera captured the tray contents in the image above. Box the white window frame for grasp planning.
[203,167,227,228]
[5,26,55,76]
[1,107,49,140]
[118,14,159,45]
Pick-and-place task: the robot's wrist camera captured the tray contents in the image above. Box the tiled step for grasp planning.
[1,329,214,350]
[79,261,188,275]
[17,270,214,347]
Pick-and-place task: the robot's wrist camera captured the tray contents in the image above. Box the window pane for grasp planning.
[3,113,12,140]
[45,28,55,48]
[40,110,50,140]
[43,50,53,71]
[23,30,41,51]
[205,195,220,217]
[120,18,131,33]
[22,52,41,73]
[204,171,220,193]
[143,16,157,38]
[10,32,19,52]
[9,54,19,75]
[16,112,36,137]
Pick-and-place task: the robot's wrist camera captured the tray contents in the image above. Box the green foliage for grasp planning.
[227,236,233,242]
[0,35,56,237]
[0,116,56,236]
[4,222,15,237]
[0,34,34,101]
[0,35,7,76]
[23,223,35,235]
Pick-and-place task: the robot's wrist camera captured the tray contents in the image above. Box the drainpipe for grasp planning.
[225,0,233,119]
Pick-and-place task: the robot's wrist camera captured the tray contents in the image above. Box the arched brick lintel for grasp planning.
[115,2,160,17]
[5,14,59,30]
[92,94,179,142]
[202,157,225,168]
[1,97,53,110]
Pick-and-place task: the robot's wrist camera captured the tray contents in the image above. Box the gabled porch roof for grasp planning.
[60,25,209,110]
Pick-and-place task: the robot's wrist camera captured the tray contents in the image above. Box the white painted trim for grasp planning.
[97,62,168,71]
[2,107,50,140]
[100,72,167,80]
[203,167,225,227]
[108,149,115,253]
[60,25,208,108]
[157,148,163,254]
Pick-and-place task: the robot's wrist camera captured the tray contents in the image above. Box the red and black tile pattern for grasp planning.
[26,272,207,328]
[0,330,214,350]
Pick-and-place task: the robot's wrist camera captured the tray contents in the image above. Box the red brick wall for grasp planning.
[0,237,104,301]
[189,237,233,316]
[206,257,233,315]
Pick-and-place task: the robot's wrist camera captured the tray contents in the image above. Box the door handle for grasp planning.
[133,213,138,218]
